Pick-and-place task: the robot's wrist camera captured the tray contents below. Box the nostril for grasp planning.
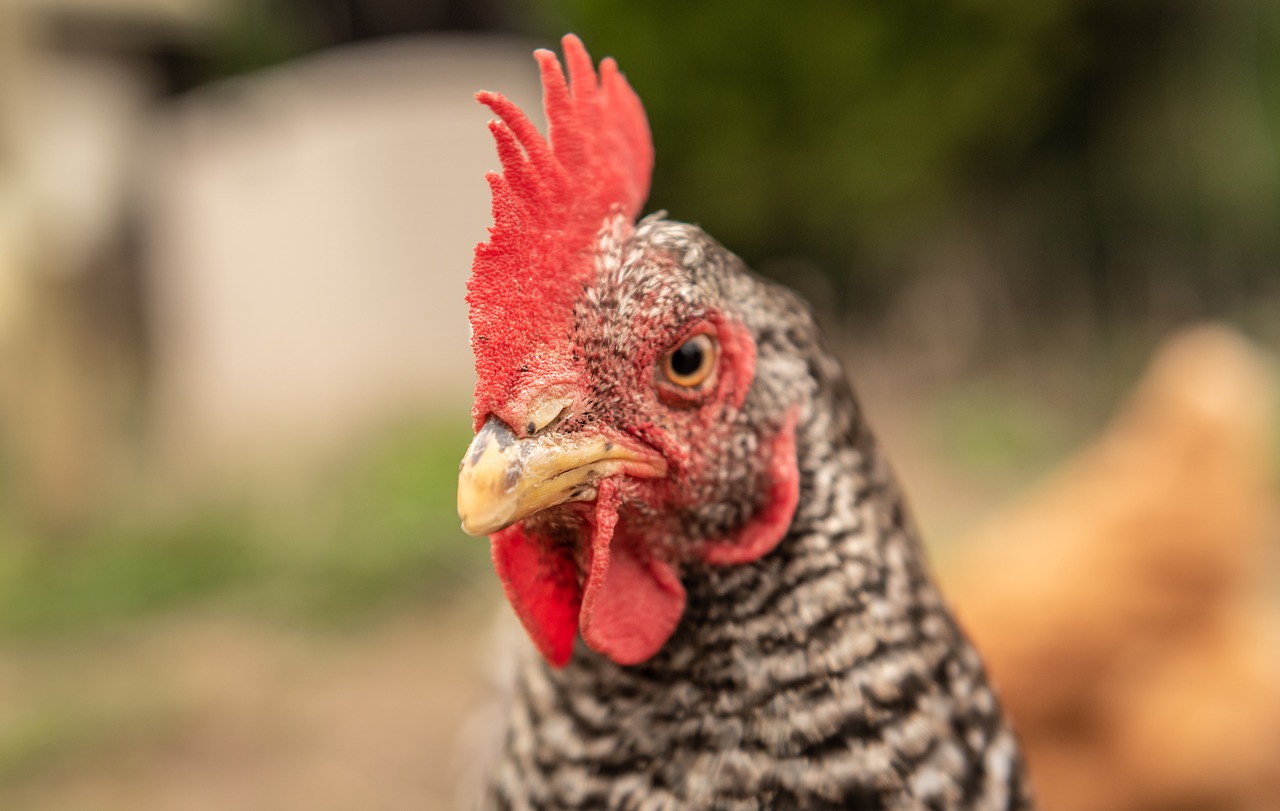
[526,396,573,435]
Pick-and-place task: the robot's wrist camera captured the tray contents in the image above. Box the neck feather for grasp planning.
[487,310,1031,810]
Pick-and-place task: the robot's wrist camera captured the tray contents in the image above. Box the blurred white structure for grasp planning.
[145,37,541,474]
[1,0,174,522]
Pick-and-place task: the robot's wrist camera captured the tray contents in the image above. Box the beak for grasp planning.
[457,416,666,536]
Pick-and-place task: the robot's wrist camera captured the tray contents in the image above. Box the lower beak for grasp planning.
[457,416,666,536]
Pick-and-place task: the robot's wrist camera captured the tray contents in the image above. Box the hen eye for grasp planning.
[662,334,716,388]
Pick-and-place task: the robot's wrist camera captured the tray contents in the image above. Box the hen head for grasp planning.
[457,35,806,668]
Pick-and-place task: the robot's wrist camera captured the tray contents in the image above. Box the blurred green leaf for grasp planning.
[932,382,1069,475]
[0,516,258,637]
[0,420,485,638]
[539,0,1280,328]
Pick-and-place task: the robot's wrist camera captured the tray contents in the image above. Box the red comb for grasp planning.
[467,34,654,428]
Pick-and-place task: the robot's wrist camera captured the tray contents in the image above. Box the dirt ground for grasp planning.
[0,593,502,811]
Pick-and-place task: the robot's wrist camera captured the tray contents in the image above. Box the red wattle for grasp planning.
[579,480,687,665]
[491,524,581,667]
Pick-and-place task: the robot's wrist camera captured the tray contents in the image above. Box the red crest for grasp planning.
[467,35,654,428]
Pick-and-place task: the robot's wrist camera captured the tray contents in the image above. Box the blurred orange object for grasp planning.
[946,324,1280,811]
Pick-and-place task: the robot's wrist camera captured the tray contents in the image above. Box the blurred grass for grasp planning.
[259,419,487,626]
[0,420,485,641]
[0,419,482,796]
[931,382,1073,477]
[0,516,258,638]
[0,690,179,786]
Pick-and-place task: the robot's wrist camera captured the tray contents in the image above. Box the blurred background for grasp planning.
[0,1,1277,809]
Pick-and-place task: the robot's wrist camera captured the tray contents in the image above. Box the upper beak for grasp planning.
[457,416,666,536]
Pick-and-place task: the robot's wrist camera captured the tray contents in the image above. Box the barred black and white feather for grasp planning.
[475,219,1034,811]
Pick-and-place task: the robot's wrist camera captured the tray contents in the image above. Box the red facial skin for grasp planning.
[488,307,801,667]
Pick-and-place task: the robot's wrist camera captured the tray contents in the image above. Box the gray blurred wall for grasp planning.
[144,36,542,476]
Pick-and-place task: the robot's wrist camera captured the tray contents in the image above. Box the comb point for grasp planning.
[467,37,655,423]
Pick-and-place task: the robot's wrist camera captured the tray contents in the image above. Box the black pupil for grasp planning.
[670,340,705,378]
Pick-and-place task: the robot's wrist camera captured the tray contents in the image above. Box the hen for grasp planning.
[456,36,1033,810]
[945,325,1280,811]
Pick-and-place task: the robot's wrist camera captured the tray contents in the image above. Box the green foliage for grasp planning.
[539,0,1280,327]
[541,0,1085,279]
[0,421,485,639]
[0,692,176,785]
[261,422,486,626]
[208,0,312,78]
[0,517,258,638]
[932,382,1070,476]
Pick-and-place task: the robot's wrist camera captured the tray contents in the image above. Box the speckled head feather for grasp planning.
[467,34,654,430]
